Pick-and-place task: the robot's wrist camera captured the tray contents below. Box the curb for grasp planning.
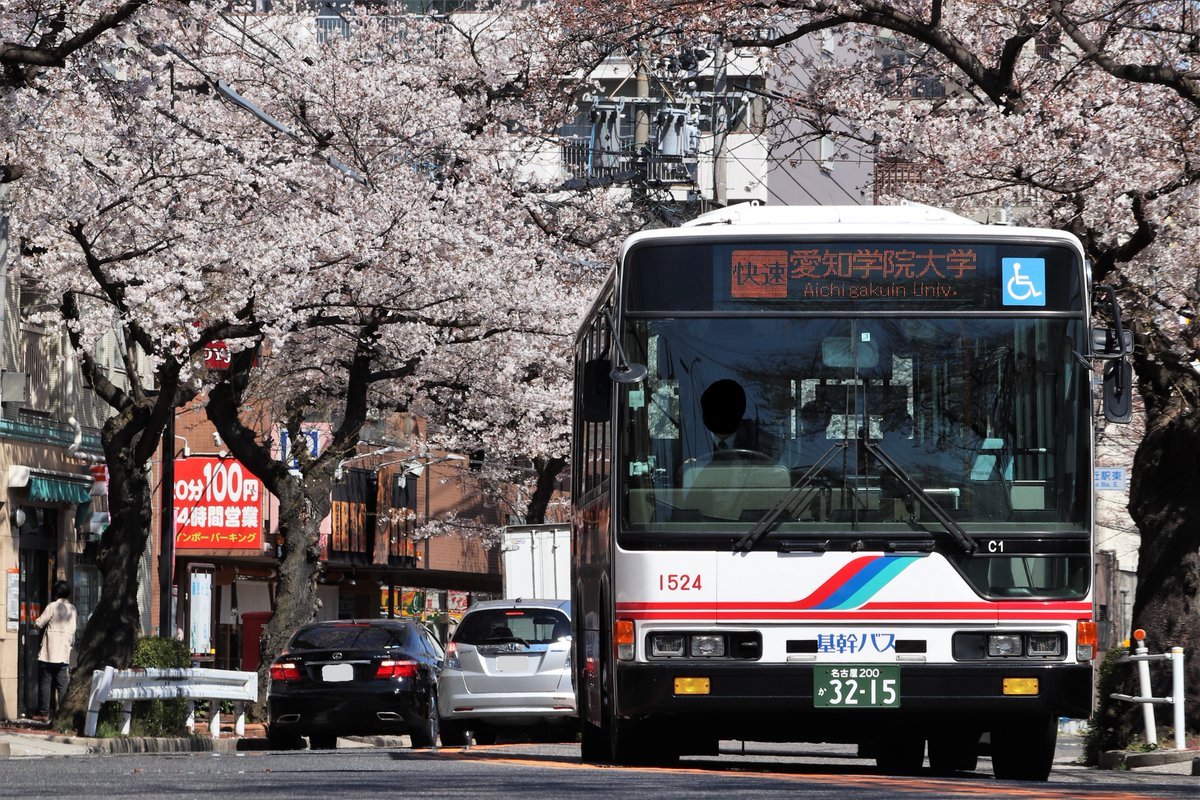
[1098,748,1200,771]
[45,734,271,754]
[343,735,410,748]
[26,733,408,755]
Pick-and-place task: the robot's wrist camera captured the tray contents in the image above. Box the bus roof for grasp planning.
[619,203,1083,258]
[681,202,978,228]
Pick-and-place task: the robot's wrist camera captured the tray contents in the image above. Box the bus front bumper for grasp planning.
[615,661,1092,722]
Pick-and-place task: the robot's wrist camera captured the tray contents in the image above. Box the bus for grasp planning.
[570,203,1132,780]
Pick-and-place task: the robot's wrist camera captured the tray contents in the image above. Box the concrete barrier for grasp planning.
[85,666,258,738]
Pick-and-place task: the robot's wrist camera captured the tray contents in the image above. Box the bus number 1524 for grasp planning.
[659,574,702,591]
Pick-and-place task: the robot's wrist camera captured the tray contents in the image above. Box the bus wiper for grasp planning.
[861,440,978,556]
[734,442,846,553]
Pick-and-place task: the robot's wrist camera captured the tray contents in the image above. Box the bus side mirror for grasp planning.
[1090,327,1133,358]
[581,359,612,423]
[1102,359,1133,423]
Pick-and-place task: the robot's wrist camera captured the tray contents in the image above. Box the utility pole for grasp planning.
[158,413,175,637]
[711,40,728,207]
[634,41,650,201]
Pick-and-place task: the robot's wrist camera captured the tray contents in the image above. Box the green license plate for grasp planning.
[814,665,900,708]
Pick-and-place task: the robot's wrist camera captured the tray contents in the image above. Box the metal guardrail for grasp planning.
[1109,630,1187,750]
[84,666,258,738]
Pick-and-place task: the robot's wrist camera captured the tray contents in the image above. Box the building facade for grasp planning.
[165,404,504,672]
[0,196,120,720]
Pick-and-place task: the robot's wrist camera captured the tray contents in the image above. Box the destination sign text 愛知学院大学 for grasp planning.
[730,247,978,302]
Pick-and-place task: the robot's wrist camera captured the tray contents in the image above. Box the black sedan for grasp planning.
[266,619,443,749]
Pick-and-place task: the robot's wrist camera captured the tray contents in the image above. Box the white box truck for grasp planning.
[501,524,570,600]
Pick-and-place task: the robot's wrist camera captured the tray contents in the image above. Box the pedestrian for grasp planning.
[34,579,77,722]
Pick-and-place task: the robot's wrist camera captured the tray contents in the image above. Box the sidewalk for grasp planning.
[1054,732,1199,778]
[0,718,271,757]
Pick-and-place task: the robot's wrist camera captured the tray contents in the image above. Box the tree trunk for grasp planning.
[252,480,329,719]
[525,457,566,524]
[1127,344,1200,733]
[206,347,356,716]
[60,425,155,733]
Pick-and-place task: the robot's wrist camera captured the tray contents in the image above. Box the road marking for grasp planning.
[425,749,1158,800]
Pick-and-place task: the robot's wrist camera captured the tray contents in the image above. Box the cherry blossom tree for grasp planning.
[187,10,618,700]
[4,1,621,727]
[411,197,627,525]
[3,2,333,726]
[549,0,1199,730]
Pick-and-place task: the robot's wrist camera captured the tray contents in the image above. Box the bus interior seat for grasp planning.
[682,463,790,522]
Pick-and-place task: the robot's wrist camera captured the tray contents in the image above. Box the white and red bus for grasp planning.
[570,204,1132,780]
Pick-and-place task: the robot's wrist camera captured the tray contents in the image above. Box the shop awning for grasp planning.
[28,475,93,505]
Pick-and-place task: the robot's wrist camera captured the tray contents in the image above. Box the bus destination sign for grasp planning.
[731,246,980,303]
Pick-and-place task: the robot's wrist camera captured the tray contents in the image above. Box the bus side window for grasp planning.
[581,359,612,423]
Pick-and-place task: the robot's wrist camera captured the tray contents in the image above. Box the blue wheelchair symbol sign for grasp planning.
[1002,258,1046,306]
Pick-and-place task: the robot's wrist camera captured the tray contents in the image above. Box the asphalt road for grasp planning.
[0,736,1193,800]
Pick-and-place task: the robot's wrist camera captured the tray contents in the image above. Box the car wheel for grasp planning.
[410,691,439,749]
[308,733,338,750]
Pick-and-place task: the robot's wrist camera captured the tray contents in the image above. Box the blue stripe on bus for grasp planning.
[828,556,918,610]
[814,556,917,610]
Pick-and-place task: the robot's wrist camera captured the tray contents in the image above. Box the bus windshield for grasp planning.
[618,316,1091,543]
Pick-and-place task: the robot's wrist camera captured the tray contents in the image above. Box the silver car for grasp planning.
[437,598,576,744]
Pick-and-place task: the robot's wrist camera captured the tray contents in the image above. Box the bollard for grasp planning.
[1133,631,1157,747]
[1170,647,1185,751]
[1110,629,1188,751]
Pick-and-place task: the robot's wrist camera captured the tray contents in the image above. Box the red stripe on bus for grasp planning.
[791,555,881,608]
[616,600,1090,613]
[621,612,1087,622]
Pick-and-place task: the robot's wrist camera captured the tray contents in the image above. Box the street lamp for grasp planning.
[398,452,467,481]
[398,453,467,524]
[333,444,403,482]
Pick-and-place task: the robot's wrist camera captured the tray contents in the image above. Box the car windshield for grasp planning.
[290,624,404,651]
[454,608,570,646]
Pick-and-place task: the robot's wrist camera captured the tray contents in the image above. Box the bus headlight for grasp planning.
[690,635,726,657]
[650,634,686,658]
[988,634,1023,657]
[1026,633,1062,657]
